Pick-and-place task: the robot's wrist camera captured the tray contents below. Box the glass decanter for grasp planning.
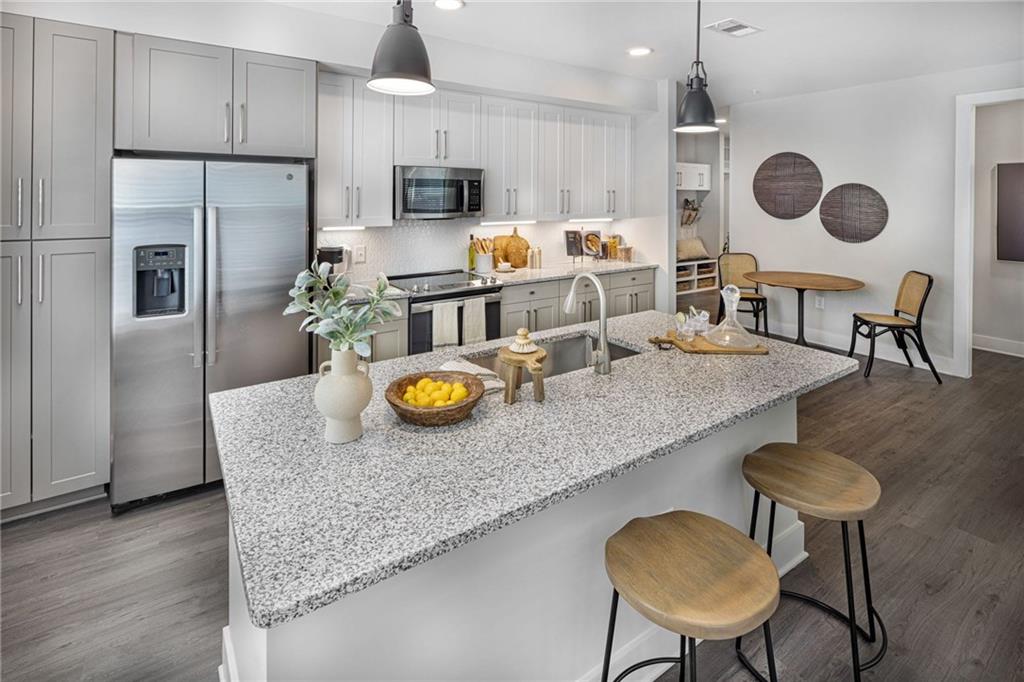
[705,285,760,349]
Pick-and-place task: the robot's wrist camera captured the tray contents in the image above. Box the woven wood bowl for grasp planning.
[385,371,486,427]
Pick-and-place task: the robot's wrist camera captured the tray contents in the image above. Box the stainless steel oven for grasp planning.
[394,166,484,220]
[408,292,502,354]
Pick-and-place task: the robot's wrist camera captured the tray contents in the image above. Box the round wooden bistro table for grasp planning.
[745,271,865,346]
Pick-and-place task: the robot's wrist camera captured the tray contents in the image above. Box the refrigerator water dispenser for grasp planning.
[135,245,186,317]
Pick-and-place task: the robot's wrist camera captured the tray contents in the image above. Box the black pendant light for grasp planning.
[674,0,718,133]
[367,0,436,96]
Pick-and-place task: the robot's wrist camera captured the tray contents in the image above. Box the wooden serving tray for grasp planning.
[648,330,769,355]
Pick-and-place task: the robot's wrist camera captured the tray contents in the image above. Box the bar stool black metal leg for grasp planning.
[602,590,619,682]
[842,522,862,681]
[763,622,779,682]
[680,636,686,682]
[688,637,697,682]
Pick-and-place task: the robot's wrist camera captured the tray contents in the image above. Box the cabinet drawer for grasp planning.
[558,274,611,297]
[609,268,653,290]
[501,280,560,305]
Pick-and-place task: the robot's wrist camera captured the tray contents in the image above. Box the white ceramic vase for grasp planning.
[314,349,372,444]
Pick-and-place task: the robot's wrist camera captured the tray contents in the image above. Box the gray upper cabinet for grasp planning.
[1,13,33,241]
[129,35,233,155]
[1,241,31,508]
[233,49,316,158]
[31,238,111,501]
[32,19,113,241]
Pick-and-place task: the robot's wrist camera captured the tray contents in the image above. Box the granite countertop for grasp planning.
[209,311,858,628]
[478,260,656,286]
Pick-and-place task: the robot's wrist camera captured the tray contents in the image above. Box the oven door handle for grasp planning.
[410,292,502,314]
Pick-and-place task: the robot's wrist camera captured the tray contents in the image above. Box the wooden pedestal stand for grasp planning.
[497,346,547,404]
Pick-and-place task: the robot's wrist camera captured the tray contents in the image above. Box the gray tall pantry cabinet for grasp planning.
[0,13,113,510]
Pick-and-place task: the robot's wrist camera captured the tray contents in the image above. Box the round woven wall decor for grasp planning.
[752,152,823,219]
[820,183,888,243]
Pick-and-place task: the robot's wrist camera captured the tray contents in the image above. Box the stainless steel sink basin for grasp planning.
[464,334,639,383]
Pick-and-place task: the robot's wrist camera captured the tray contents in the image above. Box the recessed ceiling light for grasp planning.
[434,0,465,10]
[627,46,653,57]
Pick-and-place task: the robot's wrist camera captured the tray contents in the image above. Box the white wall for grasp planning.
[6,1,657,112]
[729,60,1024,371]
[973,100,1024,358]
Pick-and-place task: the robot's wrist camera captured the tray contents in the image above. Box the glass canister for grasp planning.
[705,285,761,349]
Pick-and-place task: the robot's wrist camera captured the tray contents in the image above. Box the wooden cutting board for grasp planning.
[648,330,769,355]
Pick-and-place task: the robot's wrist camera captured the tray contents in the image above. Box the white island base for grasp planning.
[221,401,805,682]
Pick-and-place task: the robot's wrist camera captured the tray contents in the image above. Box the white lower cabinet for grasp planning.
[31,239,111,501]
[1,241,31,509]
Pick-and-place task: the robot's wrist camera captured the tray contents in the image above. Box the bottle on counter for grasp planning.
[468,234,477,271]
[535,246,542,269]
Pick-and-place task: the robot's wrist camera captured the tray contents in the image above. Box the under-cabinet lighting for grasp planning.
[568,218,614,224]
[320,226,366,231]
[715,118,727,124]
[479,220,538,226]
[434,0,465,9]
[627,47,653,57]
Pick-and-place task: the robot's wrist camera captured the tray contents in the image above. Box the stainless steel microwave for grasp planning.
[394,166,483,220]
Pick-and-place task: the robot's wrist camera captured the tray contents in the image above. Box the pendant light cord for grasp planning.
[695,0,701,64]
[688,0,708,86]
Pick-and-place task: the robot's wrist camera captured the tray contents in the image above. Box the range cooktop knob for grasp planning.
[411,284,419,293]
[423,283,430,291]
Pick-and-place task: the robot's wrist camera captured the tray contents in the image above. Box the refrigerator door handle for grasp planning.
[192,207,204,368]
[206,206,218,366]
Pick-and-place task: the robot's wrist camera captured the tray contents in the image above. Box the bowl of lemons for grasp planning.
[384,371,486,427]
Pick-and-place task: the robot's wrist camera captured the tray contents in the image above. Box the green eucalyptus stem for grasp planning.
[283,261,401,357]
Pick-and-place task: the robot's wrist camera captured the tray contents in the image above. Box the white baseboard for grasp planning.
[973,333,1024,359]
[221,626,240,682]
[762,318,957,377]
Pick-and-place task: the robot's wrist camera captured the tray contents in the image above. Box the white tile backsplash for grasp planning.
[317,219,645,280]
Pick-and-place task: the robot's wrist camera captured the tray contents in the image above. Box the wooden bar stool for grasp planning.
[601,510,781,682]
[738,443,888,682]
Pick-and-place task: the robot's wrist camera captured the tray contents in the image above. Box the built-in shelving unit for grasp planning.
[675,258,718,296]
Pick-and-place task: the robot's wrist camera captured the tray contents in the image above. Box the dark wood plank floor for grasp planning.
[2,351,1022,681]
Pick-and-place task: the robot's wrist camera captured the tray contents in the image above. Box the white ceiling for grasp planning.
[288,1,1023,106]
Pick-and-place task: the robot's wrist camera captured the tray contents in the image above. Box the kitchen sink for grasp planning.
[464,334,639,383]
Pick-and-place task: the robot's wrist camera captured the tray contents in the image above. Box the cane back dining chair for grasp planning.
[848,270,941,384]
[718,252,769,336]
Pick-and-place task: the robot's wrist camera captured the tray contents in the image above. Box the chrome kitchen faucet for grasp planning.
[563,273,611,375]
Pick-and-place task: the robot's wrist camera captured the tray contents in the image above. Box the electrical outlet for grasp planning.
[353,245,367,264]
[814,294,825,310]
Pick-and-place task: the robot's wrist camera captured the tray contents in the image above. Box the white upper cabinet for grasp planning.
[676,162,711,191]
[481,97,538,221]
[233,49,316,158]
[1,13,33,241]
[395,89,481,168]
[588,112,631,218]
[539,105,588,220]
[33,19,113,240]
[129,35,233,155]
[117,35,316,157]
[317,73,394,228]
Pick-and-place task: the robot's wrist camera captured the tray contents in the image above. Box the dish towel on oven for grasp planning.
[462,296,487,346]
[432,300,460,348]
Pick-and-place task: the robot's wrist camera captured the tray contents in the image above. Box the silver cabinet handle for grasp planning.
[345,186,351,219]
[224,102,231,143]
[505,188,510,215]
[523,310,529,330]
[37,255,43,303]
[566,189,571,214]
[206,207,219,366]
[434,129,440,159]
[513,188,518,214]
[37,178,43,227]
[16,178,23,227]
[16,256,22,305]
[559,189,564,214]
[192,207,205,368]
[606,189,610,213]
[443,130,448,159]
[238,103,247,143]
[356,186,361,218]
[612,190,616,213]
[676,171,682,187]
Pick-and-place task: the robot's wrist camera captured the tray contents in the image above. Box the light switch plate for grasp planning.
[353,245,367,264]
[815,294,825,310]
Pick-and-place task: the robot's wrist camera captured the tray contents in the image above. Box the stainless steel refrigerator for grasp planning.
[110,159,309,508]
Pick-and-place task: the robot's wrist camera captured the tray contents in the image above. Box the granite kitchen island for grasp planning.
[211,310,857,682]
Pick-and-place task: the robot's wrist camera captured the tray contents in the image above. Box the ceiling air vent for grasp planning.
[704,18,764,37]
